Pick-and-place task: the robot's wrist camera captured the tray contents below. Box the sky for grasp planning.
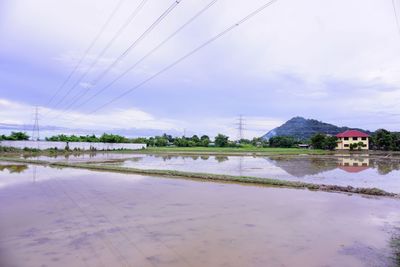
[1,0,400,139]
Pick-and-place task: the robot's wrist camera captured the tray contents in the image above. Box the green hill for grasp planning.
[262,117,370,141]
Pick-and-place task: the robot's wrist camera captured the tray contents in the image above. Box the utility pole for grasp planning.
[31,106,40,142]
[236,115,245,141]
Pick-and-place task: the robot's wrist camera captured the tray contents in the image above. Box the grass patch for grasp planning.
[0,157,397,198]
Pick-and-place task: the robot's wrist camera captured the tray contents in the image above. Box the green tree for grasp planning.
[269,136,297,148]
[371,129,393,150]
[174,137,188,147]
[214,134,229,147]
[2,132,30,141]
[200,135,210,147]
[323,136,338,150]
[146,137,155,147]
[310,133,326,149]
[99,133,128,143]
[191,135,200,145]
[154,136,168,147]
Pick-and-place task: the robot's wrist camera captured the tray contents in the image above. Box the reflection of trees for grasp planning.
[127,157,143,163]
[268,157,338,177]
[157,155,175,161]
[270,156,400,177]
[370,159,400,175]
[215,156,229,163]
[200,156,210,160]
[0,164,28,173]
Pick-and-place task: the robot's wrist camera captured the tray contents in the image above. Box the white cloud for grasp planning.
[2,0,400,133]
[52,110,283,139]
[0,98,282,138]
[79,82,94,89]
[5,0,400,87]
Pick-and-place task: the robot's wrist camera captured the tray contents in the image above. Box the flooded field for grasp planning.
[71,153,400,194]
[22,152,132,163]
[0,162,399,267]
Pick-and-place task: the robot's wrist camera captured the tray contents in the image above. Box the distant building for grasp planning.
[336,130,369,150]
[298,144,310,149]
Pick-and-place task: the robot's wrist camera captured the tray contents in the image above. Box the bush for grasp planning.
[269,136,298,148]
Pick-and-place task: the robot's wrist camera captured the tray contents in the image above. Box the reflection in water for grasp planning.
[269,157,338,177]
[338,157,370,173]
[23,152,400,193]
[148,154,400,176]
[94,154,400,193]
[271,156,400,176]
[215,156,229,163]
[0,164,28,173]
[32,165,37,183]
[1,165,399,267]
[375,160,400,175]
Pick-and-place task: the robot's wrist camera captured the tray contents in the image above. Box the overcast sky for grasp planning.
[1,0,400,138]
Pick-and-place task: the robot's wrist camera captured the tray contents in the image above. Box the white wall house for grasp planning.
[336,130,369,150]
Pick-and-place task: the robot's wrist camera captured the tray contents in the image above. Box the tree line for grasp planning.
[0,132,30,141]
[2,129,400,150]
[46,133,130,143]
[132,133,237,147]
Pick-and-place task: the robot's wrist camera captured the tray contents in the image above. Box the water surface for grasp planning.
[93,153,400,193]
[0,163,399,267]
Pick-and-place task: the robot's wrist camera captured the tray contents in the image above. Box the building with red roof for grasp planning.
[336,130,369,150]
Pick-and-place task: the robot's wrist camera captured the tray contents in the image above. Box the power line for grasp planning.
[50,0,219,117]
[85,0,279,115]
[90,0,183,86]
[393,0,400,37]
[48,0,148,111]
[45,0,125,107]
[44,0,278,127]
[47,0,181,119]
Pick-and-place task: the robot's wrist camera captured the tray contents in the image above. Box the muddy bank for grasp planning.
[1,157,398,198]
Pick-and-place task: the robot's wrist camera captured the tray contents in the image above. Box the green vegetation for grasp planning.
[0,131,30,141]
[134,133,240,148]
[370,129,400,151]
[0,146,20,153]
[214,134,229,147]
[46,133,130,143]
[6,127,400,152]
[269,136,299,148]
[349,142,365,151]
[310,133,338,150]
[0,157,397,197]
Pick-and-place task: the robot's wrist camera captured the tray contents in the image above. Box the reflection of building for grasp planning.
[337,157,369,173]
[336,130,369,150]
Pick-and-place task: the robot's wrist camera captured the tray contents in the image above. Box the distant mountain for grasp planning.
[262,117,370,140]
